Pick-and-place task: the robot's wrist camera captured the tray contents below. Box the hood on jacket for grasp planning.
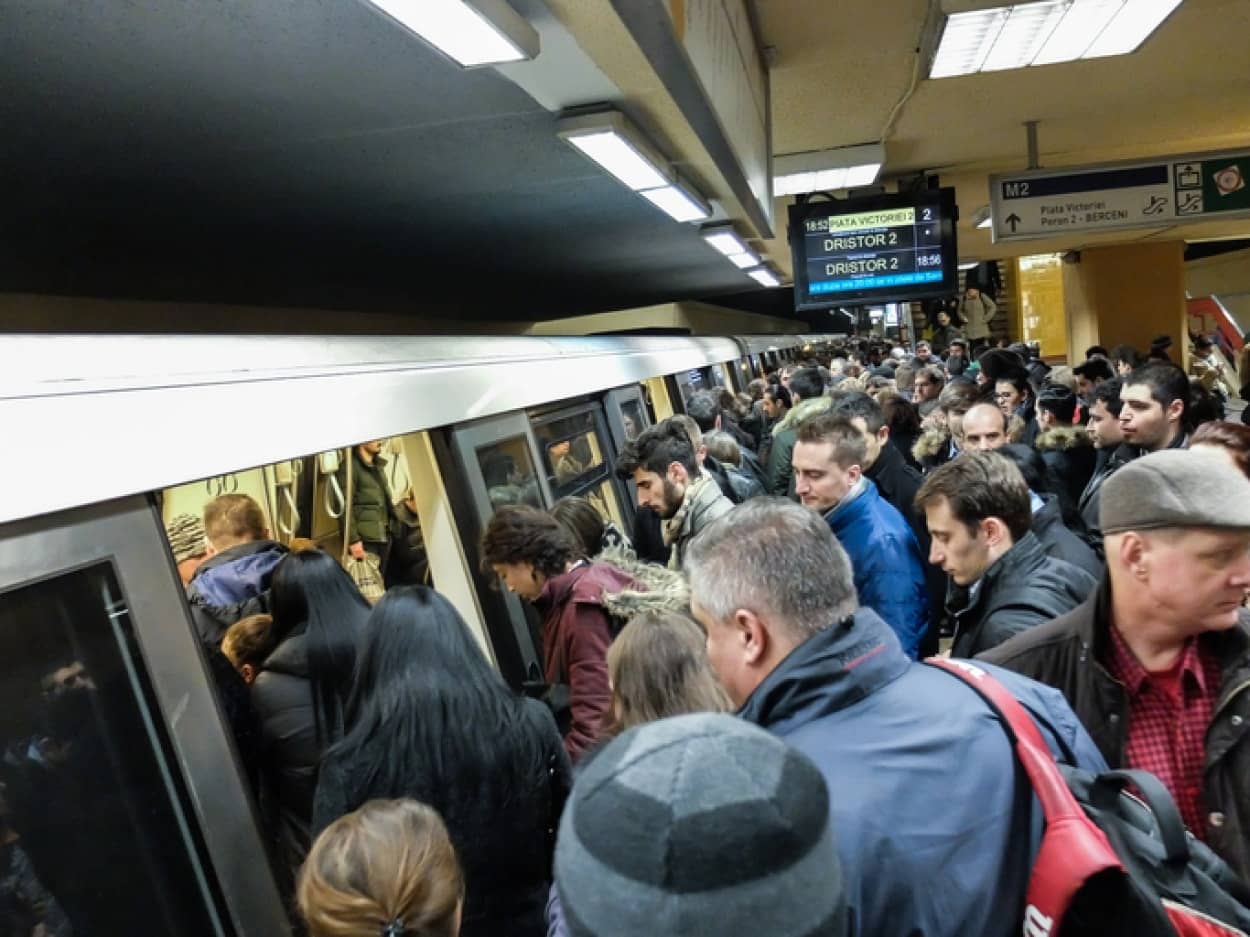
[773,395,831,435]
[534,561,643,621]
[596,547,689,620]
[188,540,287,613]
[912,424,950,461]
[1034,425,1093,452]
[738,608,910,733]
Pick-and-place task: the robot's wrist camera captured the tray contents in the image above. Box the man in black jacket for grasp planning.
[916,451,1096,657]
[342,439,402,585]
[981,449,1250,882]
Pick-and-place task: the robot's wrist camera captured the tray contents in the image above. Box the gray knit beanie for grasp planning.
[555,713,846,937]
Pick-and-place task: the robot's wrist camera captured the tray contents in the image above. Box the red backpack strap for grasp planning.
[926,658,1124,936]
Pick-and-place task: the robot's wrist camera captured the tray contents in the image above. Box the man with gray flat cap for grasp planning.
[981,448,1250,881]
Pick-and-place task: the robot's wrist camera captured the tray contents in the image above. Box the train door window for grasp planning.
[447,414,553,688]
[0,565,229,937]
[531,406,628,535]
[704,365,726,390]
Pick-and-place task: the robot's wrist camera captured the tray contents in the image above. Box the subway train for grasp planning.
[0,332,818,937]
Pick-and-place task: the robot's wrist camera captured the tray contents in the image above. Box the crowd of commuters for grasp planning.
[117,326,1250,937]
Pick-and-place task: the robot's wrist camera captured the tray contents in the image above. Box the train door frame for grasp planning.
[445,413,553,688]
[0,495,290,937]
[602,384,652,519]
[528,400,633,534]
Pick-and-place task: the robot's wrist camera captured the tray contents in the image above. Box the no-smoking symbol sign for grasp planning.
[1215,165,1246,196]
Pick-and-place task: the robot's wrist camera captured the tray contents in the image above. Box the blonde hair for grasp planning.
[602,611,732,738]
[297,799,463,937]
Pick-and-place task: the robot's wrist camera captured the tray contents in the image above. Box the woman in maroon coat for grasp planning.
[482,506,640,761]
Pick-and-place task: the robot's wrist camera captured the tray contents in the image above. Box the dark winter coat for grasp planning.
[980,585,1250,883]
[1078,443,1136,551]
[949,531,1097,658]
[1035,425,1098,510]
[1031,493,1103,579]
[630,506,669,566]
[533,562,642,762]
[341,448,397,545]
[250,626,320,880]
[185,539,288,645]
[314,699,571,937]
[738,607,1108,937]
[704,456,763,504]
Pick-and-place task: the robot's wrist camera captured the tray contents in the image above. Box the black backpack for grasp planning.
[929,658,1250,937]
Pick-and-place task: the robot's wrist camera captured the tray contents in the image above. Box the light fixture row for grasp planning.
[930,0,1184,79]
[557,110,712,223]
[701,224,782,288]
[360,1,783,287]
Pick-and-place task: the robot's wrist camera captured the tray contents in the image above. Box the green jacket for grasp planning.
[765,396,831,496]
[342,449,397,545]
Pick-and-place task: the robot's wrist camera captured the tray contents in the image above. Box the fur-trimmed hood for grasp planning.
[912,425,951,461]
[596,546,691,620]
[773,395,831,435]
[1034,425,1092,452]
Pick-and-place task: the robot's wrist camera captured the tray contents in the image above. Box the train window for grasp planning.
[532,406,630,535]
[0,564,228,937]
[476,437,543,511]
[620,398,645,441]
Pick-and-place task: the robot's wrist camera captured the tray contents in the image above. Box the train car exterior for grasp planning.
[0,332,814,936]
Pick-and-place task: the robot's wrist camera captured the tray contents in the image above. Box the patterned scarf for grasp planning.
[661,473,714,549]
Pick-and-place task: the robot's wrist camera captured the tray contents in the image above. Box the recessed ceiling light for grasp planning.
[701,225,750,257]
[773,144,885,197]
[929,0,1184,77]
[639,182,711,223]
[363,0,539,67]
[748,267,782,288]
[558,111,673,191]
[727,249,761,269]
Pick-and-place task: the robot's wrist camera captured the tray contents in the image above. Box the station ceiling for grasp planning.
[2,0,1248,326]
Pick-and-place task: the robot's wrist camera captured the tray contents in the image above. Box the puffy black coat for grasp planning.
[1031,493,1103,580]
[949,531,1097,658]
[250,627,320,883]
[1035,425,1097,510]
[313,699,570,937]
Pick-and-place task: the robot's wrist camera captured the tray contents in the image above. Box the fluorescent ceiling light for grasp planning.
[1084,0,1183,56]
[749,267,782,288]
[364,0,539,67]
[971,205,994,228]
[728,250,761,269]
[558,111,672,191]
[640,183,711,223]
[773,143,884,197]
[959,260,980,270]
[701,225,750,257]
[929,0,1185,77]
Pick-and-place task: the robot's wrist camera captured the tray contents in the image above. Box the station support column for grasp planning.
[1062,241,1188,363]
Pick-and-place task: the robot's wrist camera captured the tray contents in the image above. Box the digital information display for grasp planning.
[789,188,958,310]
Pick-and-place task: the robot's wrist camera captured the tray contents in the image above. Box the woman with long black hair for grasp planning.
[312,586,570,937]
[251,549,370,886]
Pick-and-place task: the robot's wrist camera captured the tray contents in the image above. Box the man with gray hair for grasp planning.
[981,448,1250,881]
[685,498,1106,937]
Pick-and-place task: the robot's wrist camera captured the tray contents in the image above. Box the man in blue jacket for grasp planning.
[792,412,929,657]
[684,498,1107,937]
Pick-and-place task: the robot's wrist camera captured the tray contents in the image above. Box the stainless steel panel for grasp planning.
[0,497,291,937]
[1,334,805,524]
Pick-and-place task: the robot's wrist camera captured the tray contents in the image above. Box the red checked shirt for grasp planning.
[1105,625,1221,840]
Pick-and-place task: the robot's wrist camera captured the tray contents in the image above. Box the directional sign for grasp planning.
[989,148,1250,242]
